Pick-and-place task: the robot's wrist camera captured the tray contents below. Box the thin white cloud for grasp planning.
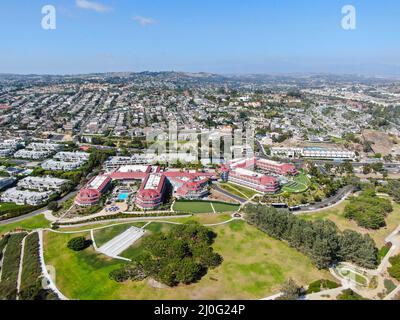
[76,0,113,13]
[133,16,157,27]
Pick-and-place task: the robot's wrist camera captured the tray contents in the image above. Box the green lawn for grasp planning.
[0,214,51,236]
[282,174,310,194]
[93,222,146,247]
[0,202,35,214]
[173,200,239,214]
[44,220,332,300]
[219,183,259,199]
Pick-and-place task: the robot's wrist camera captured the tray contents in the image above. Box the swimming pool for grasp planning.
[117,193,129,201]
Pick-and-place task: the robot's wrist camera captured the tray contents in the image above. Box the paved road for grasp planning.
[296,185,354,213]
[0,190,78,226]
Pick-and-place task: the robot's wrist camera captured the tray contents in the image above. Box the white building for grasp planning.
[54,151,90,162]
[302,147,356,160]
[1,188,52,206]
[41,151,90,171]
[41,159,85,171]
[18,176,68,192]
[105,154,156,170]
[28,142,63,152]
[271,147,303,159]
[14,150,52,160]
[271,147,356,161]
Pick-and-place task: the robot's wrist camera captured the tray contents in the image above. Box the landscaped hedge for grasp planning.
[0,205,42,221]
[306,279,340,294]
[0,233,26,300]
[19,232,44,300]
[388,255,400,281]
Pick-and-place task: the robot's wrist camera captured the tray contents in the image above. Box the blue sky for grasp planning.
[1,0,400,75]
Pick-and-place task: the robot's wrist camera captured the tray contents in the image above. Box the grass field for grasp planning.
[173,200,240,214]
[219,183,259,199]
[299,198,400,248]
[0,202,35,215]
[43,220,332,300]
[0,214,51,236]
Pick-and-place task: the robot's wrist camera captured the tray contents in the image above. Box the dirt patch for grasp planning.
[363,130,393,156]
[148,278,169,289]
[209,189,239,204]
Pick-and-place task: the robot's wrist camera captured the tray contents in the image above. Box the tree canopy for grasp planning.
[110,222,223,287]
[344,190,393,230]
[244,204,378,269]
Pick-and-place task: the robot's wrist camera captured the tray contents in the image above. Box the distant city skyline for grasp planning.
[1,0,400,76]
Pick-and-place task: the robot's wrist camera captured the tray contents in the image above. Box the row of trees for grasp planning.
[244,204,378,269]
[344,189,393,230]
[109,222,223,287]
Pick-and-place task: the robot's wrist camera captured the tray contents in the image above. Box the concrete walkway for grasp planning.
[0,246,7,282]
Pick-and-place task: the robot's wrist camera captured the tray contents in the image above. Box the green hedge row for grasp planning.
[0,233,26,300]
[19,233,43,300]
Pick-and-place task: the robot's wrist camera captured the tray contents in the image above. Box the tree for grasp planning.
[47,201,59,212]
[312,239,335,269]
[276,279,303,300]
[337,289,366,300]
[67,237,92,251]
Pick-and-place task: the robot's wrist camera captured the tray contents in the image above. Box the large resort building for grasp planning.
[222,157,298,194]
[74,156,297,209]
[135,174,167,209]
[75,175,112,206]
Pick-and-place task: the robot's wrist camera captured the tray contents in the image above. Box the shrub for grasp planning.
[306,279,340,294]
[67,237,92,251]
[109,263,146,283]
[384,279,397,293]
[378,243,392,263]
[388,256,400,281]
[337,289,367,300]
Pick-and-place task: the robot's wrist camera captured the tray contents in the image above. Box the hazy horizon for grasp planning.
[1,0,400,76]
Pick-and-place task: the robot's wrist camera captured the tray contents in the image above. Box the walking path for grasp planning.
[16,233,28,300]
[0,246,7,282]
[304,286,348,300]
